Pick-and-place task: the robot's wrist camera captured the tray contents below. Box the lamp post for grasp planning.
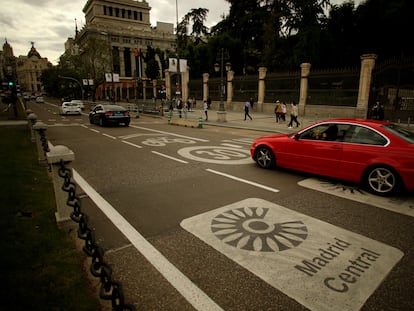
[214,49,231,122]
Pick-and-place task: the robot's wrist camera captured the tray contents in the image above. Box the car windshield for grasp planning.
[383,124,414,143]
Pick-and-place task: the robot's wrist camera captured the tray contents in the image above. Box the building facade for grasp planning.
[16,43,51,94]
[73,0,176,101]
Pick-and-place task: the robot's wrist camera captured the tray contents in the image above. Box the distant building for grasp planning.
[1,40,16,85]
[69,0,176,100]
[15,42,52,94]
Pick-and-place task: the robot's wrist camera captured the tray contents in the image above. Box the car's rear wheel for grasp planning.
[363,165,401,196]
[99,117,106,127]
[254,146,275,169]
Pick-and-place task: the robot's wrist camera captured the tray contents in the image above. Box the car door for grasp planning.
[285,123,345,177]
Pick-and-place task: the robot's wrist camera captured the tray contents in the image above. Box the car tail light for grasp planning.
[105,111,113,116]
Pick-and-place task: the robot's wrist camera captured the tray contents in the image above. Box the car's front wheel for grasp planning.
[363,165,401,196]
[254,146,275,169]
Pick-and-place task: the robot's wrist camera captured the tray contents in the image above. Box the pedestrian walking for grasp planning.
[249,97,254,111]
[288,101,300,128]
[244,99,253,120]
[177,98,183,118]
[274,100,282,122]
[203,100,208,121]
[281,102,287,121]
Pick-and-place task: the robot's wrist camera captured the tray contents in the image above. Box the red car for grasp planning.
[250,119,414,196]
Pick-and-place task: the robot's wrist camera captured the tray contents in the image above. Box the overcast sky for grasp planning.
[1,0,358,65]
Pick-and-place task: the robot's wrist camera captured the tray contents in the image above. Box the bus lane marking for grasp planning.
[206,169,279,193]
[299,178,414,217]
[181,198,403,311]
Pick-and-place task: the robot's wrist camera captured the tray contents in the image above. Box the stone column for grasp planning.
[119,47,125,77]
[152,79,157,99]
[33,121,48,165]
[227,70,234,109]
[46,145,75,224]
[203,73,209,102]
[182,68,189,103]
[165,70,171,100]
[27,112,37,142]
[299,63,311,116]
[257,67,267,112]
[356,54,378,118]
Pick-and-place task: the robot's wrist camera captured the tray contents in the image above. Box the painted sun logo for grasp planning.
[211,206,308,252]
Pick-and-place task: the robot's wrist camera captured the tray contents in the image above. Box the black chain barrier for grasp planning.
[58,159,135,311]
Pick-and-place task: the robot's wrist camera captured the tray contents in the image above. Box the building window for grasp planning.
[104,6,107,15]
[139,12,142,21]
[122,9,125,18]
[115,8,119,17]
[128,10,132,19]
[109,7,113,16]
[134,11,137,20]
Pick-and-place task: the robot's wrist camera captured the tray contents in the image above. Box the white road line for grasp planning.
[72,169,222,311]
[90,128,100,133]
[152,151,189,163]
[81,125,88,129]
[122,140,143,149]
[130,125,208,142]
[102,133,117,139]
[206,169,280,193]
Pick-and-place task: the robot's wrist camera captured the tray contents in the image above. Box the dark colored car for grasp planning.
[250,119,414,196]
[89,104,130,126]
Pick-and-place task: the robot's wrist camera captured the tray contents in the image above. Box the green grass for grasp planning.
[0,125,101,310]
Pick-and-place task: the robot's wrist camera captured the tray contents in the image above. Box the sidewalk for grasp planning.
[160,108,320,134]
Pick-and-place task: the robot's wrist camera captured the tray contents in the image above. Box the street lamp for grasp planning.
[214,49,231,120]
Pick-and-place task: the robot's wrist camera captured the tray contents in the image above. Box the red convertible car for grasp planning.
[250,119,414,196]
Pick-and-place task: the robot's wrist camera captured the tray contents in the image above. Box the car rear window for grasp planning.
[383,124,414,144]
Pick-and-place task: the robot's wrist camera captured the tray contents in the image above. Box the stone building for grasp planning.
[73,0,176,100]
[16,43,51,94]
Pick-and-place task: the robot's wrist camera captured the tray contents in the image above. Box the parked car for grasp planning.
[250,119,414,196]
[70,99,85,110]
[35,96,44,103]
[89,104,130,126]
[60,101,81,115]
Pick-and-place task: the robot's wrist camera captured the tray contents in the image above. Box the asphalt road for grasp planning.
[27,99,414,311]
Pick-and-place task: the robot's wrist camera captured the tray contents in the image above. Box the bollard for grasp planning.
[168,111,172,124]
[27,112,37,142]
[33,121,48,165]
[46,145,75,224]
[198,116,203,128]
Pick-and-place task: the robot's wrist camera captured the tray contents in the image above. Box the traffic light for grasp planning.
[8,81,14,86]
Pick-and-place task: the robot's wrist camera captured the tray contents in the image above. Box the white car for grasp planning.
[35,96,44,103]
[70,99,85,110]
[60,102,81,115]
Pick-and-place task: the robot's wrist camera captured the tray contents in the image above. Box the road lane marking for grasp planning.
[206,169,280,193]
[122,140,143,149]
[102,133,117,139]
[72,169,223,311]
[181,198,403,311]
[130,125,209,142]
[152,151,189,163]
[90,128,100,133]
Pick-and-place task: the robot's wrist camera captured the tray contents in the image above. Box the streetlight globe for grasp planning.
[225,62,231,72]
[214,63,220,72]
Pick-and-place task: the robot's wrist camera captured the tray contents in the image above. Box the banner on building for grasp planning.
[169,58,177,72]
